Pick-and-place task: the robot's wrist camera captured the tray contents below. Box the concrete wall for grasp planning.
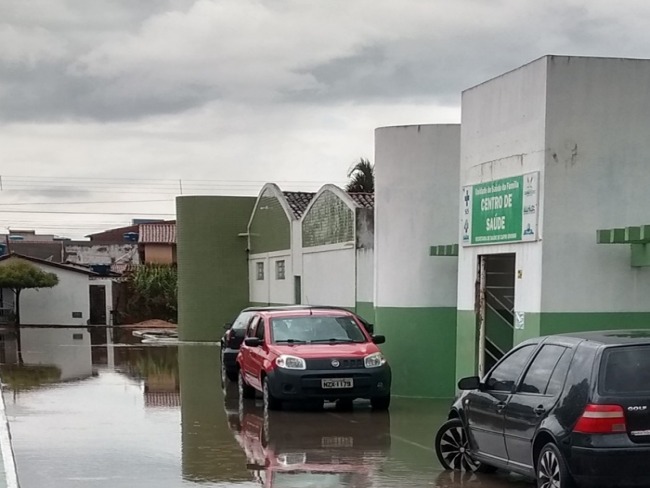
[375,124,460,397]
[455,59,549,381]
[541,56,650,329]
[144,244,175,264]
[65,242,139,266]
[177,196,255,341]
[302,245,356,308]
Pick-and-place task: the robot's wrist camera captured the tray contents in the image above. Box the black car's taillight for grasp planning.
[573,404,627,434]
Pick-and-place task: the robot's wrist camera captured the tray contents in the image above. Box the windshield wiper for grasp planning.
[310,338,356,343]
[275,339,308,344]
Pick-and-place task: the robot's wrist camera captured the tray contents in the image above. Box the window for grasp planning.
[519,345,567,395]
[232,311,255,330]
[256,262,264,280]
[247,316,261,337]
[546,349,573,396]
[254,319,265,341]
[275,260,286,280]
[271,316,367,344]
[600,345,650,395]
[485,345,536,392]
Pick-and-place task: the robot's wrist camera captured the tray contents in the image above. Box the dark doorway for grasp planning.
[89,285,107,325]
[476,253,516,376]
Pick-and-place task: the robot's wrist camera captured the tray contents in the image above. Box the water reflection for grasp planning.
[229,391,391,488]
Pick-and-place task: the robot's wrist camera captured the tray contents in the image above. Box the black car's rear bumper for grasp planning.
[221,347,239,372]
[570,445,650,487]
[266,364,391,401]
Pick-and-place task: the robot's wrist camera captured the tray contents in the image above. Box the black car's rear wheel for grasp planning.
[537,443,574,488]
[435,418,494,473]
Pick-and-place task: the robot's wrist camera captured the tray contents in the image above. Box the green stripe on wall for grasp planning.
[355,301,375,324]
[456,310,477,382]
[539,312,650,336]
[375,307,457,398]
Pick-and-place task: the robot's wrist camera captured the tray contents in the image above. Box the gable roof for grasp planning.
[348,192,374,209]
[138,222,176,244]
[0,253,99,276]
[6,242,65,263]
[282,191,316,219]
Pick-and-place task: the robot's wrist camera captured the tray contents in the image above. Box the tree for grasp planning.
[124,264,177,323]
[345,158,374,193]
[0,261,59,364]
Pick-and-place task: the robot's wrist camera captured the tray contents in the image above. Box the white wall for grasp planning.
[356,248,374,304]
[302,245,355,308]
[21,327,92,381]
[542,56,650,312]
[249,251,293,305]
[375,124,461,308]
[457,58,548,316]
[12,265,92,326]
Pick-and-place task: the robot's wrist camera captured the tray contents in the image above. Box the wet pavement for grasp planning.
[1,327,533,488]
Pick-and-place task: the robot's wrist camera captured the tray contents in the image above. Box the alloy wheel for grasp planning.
[538,449,561,488]
[438,424,481,471]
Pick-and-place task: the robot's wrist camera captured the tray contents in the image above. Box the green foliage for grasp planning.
[125,264,177,323]
[0,260,59,291]
[0,364,61,391]
[345,157,374,193]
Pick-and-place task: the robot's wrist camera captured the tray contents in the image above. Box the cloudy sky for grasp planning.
[1,0,649,238]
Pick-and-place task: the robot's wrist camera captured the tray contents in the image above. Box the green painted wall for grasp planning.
[249,189,291,254]
[375,307,457,398]
[302,191,354,247]
[540,312,650,336]
[456,310,477,382]
[177,196,255,341]
[355,301,375,324]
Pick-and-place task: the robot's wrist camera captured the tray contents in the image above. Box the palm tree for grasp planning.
[345,158,374,193]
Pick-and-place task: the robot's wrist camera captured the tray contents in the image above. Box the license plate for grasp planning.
[321,378,353,389]
[321,436,354,448]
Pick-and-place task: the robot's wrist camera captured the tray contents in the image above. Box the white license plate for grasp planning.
[321,436,354,448]
[321,378,353,389]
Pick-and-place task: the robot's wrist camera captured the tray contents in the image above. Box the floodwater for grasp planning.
[1,326,533,488]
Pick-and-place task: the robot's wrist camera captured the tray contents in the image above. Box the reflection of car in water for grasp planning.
[227,394,391,488]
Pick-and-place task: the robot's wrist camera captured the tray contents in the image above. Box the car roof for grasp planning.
[552,329,650,346]
[257,307,355,318]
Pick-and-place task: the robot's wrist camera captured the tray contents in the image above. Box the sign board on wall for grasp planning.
[461,172,539,246]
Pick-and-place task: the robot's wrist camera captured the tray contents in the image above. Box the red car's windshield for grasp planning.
[270,316,367,344]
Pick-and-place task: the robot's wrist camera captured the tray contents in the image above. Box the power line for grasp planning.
[0,199,173,206]
[1,210,174,216]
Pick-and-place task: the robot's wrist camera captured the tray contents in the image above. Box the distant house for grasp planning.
[0,253,115,327]
[138,222,176,264]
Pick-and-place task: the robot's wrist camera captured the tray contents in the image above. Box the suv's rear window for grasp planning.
[600,345,650,395]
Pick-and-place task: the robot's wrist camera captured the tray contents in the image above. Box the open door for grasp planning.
[476,254,516,376]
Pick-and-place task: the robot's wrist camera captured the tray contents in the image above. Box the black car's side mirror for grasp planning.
[372,335,386,345]
[458,376,481,390]
[223,323,232,330]
[244,337,262,347]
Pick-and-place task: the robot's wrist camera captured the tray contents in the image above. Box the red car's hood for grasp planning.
[270,342,379,358]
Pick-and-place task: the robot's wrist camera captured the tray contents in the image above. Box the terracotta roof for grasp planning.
[348,192,374,209]
[283,191,315,219]
[138,223,176,244]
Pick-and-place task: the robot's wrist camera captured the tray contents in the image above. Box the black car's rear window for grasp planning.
[599,345,650,395]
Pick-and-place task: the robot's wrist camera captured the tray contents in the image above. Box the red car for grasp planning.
[236,307,391,410]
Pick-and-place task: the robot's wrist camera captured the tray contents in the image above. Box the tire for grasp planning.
[225,369,238,382]
[536,443,575,488]
[370,395,391,411]
[263,377,282,411]
[238,371,256,400]
[221,349,239,383]
[435,418,495,473]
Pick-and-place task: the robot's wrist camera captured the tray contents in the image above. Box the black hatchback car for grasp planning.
[435,330,650,488]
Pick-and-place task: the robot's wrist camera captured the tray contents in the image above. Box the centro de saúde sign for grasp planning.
[461,172,539,245]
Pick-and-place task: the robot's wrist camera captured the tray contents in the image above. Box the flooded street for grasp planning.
[1,327,532,488]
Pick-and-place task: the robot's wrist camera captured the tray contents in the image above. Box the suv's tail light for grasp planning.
[224,330,233,346]
[573,404,626,434]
